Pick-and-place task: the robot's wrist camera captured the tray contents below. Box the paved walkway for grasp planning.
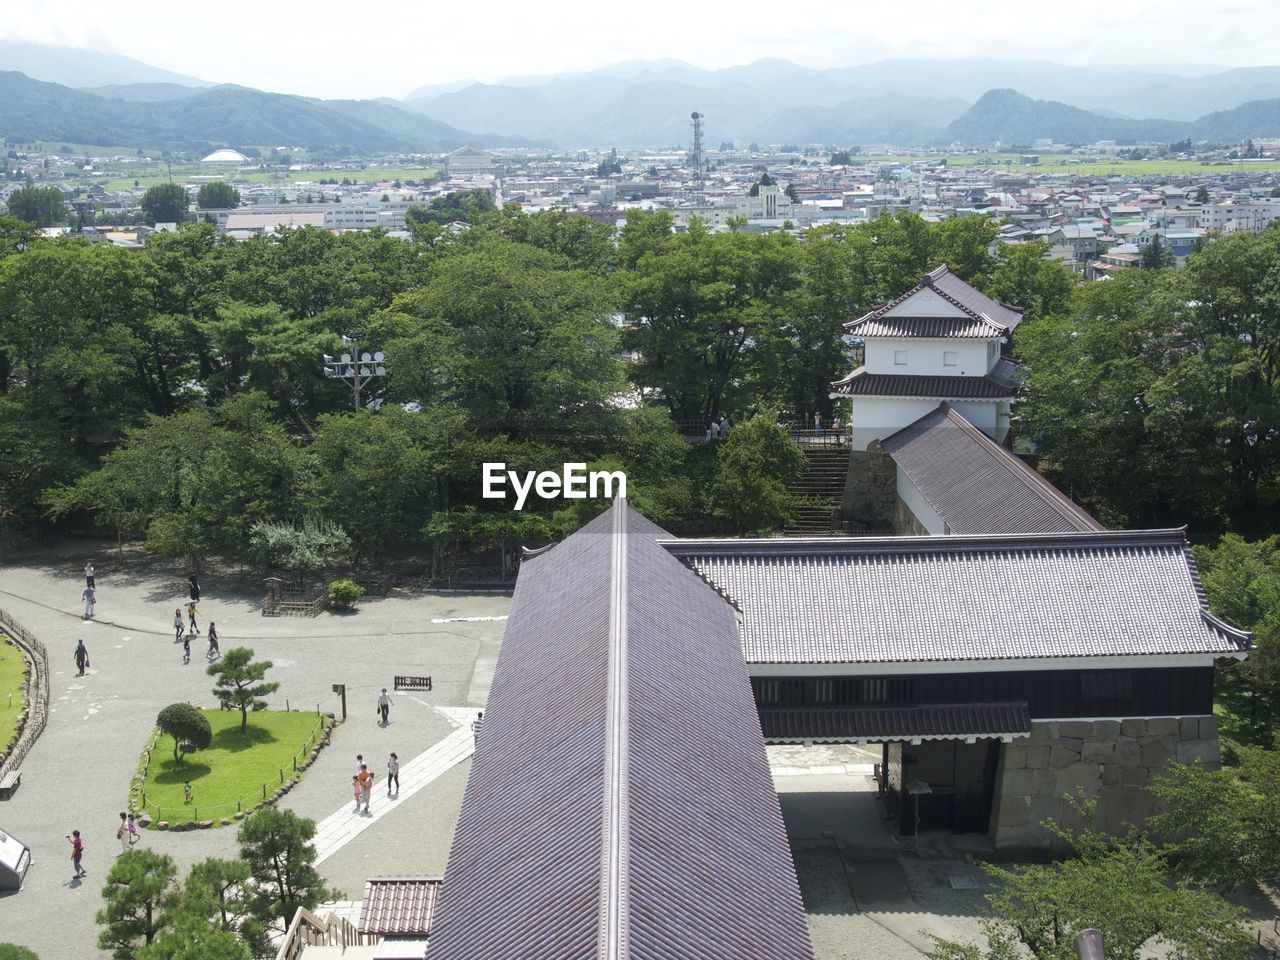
[313,724,475,864]
[0,539,509,960]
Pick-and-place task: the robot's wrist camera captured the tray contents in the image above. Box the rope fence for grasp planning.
[0,607,50,776]
[134,709,330,825]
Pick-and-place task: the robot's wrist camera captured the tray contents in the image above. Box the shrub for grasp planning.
[156,703,212,762]
[326,579,365,610]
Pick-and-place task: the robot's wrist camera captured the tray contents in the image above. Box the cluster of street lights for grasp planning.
[322,335,386,410]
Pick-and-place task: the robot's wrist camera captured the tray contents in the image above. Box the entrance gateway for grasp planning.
[666,529,1248,850]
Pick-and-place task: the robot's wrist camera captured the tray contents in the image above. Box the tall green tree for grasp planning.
[133,917,250,960]
[237,808,334,931]
[985,239,1075,324]
[383,237,621,438]
[96,849,179,960]
[710,414,807,535]
[150,857,264,960]
[1140,234,1174,269]
[4,185,66,226]
[1013,269,1217,526]
[196,182,241,210]
[620,217,801,421]
[142,184,190,224]
[309,407,438,558]
[207,648,279,734]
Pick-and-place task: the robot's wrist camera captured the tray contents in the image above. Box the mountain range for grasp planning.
[943,89,1280,146]
[2,41,1280,150]
[0,71,536,153]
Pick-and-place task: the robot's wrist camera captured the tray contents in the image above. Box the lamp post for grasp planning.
[322,335,386,410]
[1075,929,1104,960]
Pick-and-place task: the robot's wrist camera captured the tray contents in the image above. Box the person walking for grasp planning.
[126,812,140,845]
[207,622,220,660]
[354,754,364,777]
[471,711,484,741]
[357,764,374,814]
[67,830,85,878]
[74,640,88,676]
[188,572,200,602]
[387,753,399,797]
[719,413,728,436]
[82,584,95,620]
[377,689,392,726]
[117,813,129,853]
[84,561,95,589]
[815,411,823,433]
[182,632,191,665]
[187,601,199,635]
[173,609,184,643]
[351,775,362,812]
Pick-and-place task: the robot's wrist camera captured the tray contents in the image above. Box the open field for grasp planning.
[138,707,326,824]
[77,163,440,192]
[859,153,1280,175]
[0,637,27,750]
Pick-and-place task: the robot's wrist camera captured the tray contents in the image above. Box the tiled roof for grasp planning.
[760,702,1031,742]
[428,502,814,960]
[845,315,1008,338]
[662,529,1252,665]
[830,362,1018,400]
[359,877,442,936]
[847,264,1024,336]
[882,404,1103,534]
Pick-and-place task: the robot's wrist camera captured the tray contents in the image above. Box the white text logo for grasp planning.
[481,463,627,511]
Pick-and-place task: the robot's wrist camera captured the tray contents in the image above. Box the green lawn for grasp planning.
[0,639,27,751]
[138,708,325,824]
[86,164,439,193]
[856,153,1280,176]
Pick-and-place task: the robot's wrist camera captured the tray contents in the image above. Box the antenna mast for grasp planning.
[690,111,704,197]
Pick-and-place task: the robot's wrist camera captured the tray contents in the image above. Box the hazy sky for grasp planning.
[3,0,1276,99]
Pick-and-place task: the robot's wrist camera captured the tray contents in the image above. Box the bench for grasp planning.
[0,769,21,799]
[393,675,433,692]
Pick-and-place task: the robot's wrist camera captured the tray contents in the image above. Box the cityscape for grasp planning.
[1,9,1280,960]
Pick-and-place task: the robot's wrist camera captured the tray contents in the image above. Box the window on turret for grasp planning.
[894,350,908,365]
[943,351,957,366]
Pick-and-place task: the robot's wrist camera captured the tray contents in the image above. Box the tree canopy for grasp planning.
[196,181,241,210]
[142,183,190,224]
[207,648,278,734]
[4,185,66,227]
[156,703,213,761]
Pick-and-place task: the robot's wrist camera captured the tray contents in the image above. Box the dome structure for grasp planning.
[201,148,249,163]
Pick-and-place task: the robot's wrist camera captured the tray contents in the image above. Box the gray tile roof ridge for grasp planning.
[881,404,1103,533]
[659,526,1193,555]
[845,263,1023,334]
[829,367,1019,399]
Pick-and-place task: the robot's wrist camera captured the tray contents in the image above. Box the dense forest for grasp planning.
[0,208,1277,562]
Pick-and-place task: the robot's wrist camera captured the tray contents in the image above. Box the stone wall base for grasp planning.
[841,443,896,531]
[991,716,1219,855]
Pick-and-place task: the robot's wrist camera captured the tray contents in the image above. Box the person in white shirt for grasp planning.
[387,753,399,796]
[377,689,392,726]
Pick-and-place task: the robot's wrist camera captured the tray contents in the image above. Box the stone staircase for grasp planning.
[785,446,850,534]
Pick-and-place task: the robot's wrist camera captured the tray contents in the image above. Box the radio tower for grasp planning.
[690,111,704,196]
